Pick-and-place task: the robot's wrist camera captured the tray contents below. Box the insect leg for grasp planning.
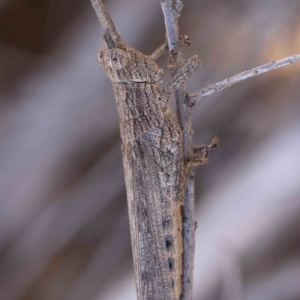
[160,55,201,103]
[188,136,219,167]
[149,35,191,61]
[149,43,169,61]
[173,0,184,16]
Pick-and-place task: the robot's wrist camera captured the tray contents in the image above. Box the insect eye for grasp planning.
[97,50,104,63]
[105,48,129,70]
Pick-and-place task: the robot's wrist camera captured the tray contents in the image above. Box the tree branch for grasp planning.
[160,0,179,53]
[160,1,195,299]
[188,53,300,105]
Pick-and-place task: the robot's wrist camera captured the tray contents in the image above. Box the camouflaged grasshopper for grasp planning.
[89,1,216,299]
[86,1,300,299]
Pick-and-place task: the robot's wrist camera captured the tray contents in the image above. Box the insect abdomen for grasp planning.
[115,82,183,299]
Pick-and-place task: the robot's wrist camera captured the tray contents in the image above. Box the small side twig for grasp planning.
[188,53,300,105]
[160,1,196,299]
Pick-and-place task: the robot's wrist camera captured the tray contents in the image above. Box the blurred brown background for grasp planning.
[1,0,300,299]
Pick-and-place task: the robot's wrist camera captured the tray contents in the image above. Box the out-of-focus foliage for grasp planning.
[1,0,300,299]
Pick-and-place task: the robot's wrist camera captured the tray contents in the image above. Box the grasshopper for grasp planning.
[89,1,217,299]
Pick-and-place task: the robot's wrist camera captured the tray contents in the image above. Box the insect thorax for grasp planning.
[112,82,165,142]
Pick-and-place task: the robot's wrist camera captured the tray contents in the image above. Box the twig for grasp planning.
[160,1,196,299]
[188,53,300,105]
[160,0,180,53]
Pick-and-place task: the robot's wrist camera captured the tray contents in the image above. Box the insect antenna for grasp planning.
[89,0,119,43]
